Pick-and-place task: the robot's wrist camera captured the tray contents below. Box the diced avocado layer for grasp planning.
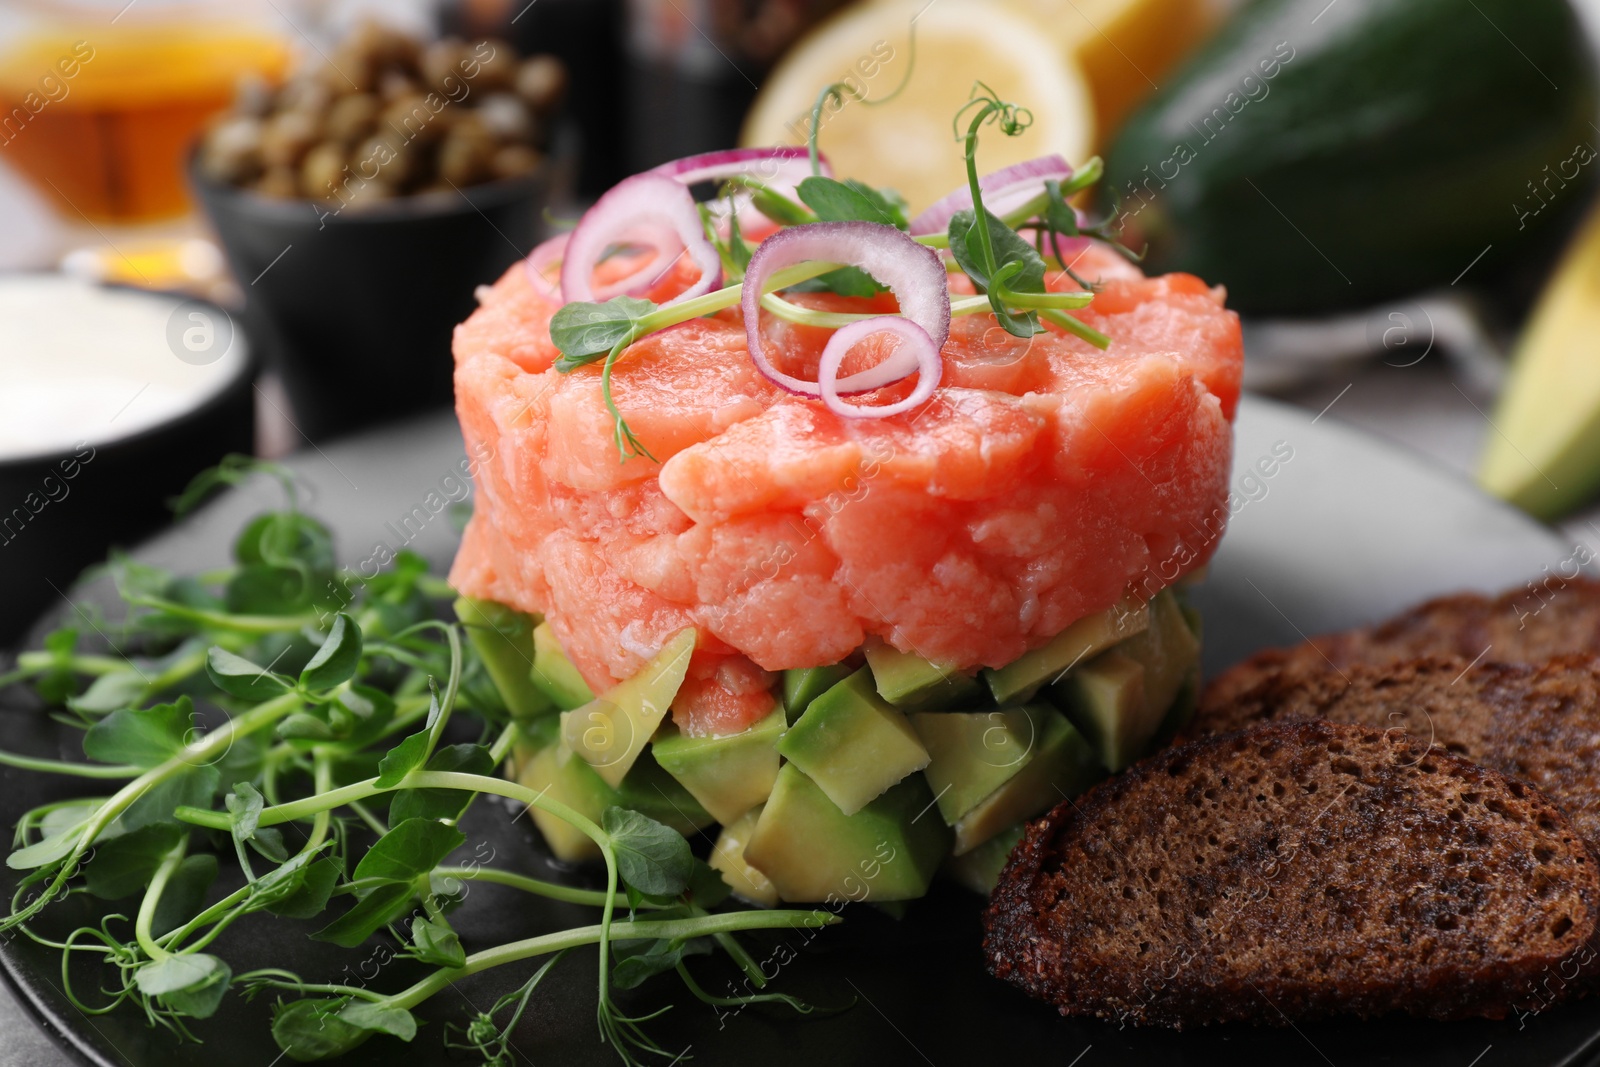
[454,596,553,722]
[744,764,951,903]
[863,638,985,710]
[529,620,596,710]
[984,598,1150,706]
[782,663,852,724]
[709,806,778,907]
[945,822,1025,895]
[653,706,787,825]
[1056,591,1199,772]
[952,708,1100,855]
[910,706,1046,825]
[512,732,713,863]
[561,629,695,788]
[777,667,929,815]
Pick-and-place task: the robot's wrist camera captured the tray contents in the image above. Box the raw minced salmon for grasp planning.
[450,243,1242,737]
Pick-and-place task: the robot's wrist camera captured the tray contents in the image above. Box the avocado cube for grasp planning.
[561,629,695,788]
[910,706,1049,825]
[1056,649,1148,772]
[777,668,930,815]
[782,663,853,724]
[653,706,787,825]
[454,597,553,723]
[862,638,985,710]
[945,822,1025,895]
[1124,592,1202,726]
[984,598,1150,706]
[1057,591,1199,772]
[951,709,1100,854]
[709,806,778,907]
[513,733,712,863]
[744,764,951,903]
[529,621,596,710]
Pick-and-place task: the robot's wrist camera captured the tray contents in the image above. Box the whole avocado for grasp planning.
[1101,0,1599,315]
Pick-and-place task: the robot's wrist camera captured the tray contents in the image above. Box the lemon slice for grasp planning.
[997,0,1217,137]
[741,0,1093,213]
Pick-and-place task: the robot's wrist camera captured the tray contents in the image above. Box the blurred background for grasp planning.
[6,0,1600,640]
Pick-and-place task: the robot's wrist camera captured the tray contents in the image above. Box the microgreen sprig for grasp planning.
[0,460,836,1065]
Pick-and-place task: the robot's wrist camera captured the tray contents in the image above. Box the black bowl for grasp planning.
[192,165,549,443]
[0,276,255,647]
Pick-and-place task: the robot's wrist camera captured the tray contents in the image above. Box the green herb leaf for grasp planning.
[225,564,315,615]
[603,808,692,898]
[388,744,494,825]
[948,208,1047,338]
[549,297,657,369]
[235,511,334,572]
[83,824,183,899]
[408,915,467,968]
[162,958,232,1019]
[263,856,340,919]
[612,937,703,990]
[796,176,908,228]
[206,648,292,702]
[374,731,430,788]
[82,696,194,767]
[66,671,146,716]
[311,882,414,948]
[272,998,373,1059]
[8,821,87,870]
[137,953,231,1018]
[352,818,466,885]
[135,951,223,995]
[339,1000,418,1041]
[299,613,363,692]
[686,858,732,910]
[226,782,264,840]
[248,825,289,863]
[123,765,220,832]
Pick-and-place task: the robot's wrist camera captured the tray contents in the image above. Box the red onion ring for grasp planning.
[909,154,1073,237]
[522,232,568,299]
[652,146,831,224]
[650,146,831,187]
[741,221,948,409]
[561,173,722,308]
[818,316,941,419]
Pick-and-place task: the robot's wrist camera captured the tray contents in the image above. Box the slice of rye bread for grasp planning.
[984,720,1600,1028]
[1202,578,1600,713]
[1183,655,1600,852]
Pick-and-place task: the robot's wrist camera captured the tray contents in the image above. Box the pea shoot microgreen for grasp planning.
[0,459,836,1064]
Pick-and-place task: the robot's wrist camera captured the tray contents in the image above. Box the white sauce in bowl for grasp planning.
[0,275,249,462]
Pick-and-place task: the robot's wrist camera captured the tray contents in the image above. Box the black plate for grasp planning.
[2,397,1595,1067]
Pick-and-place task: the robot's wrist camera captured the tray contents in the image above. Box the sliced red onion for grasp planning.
[561,173,721,307]
[818,316,941,418]
[650,146,831,188]
[909,154,1073,237]
[652,146,830,225]
[741,221,948,407]
[522,232,568,299]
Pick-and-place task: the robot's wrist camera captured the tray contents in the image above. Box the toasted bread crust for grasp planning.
[1201,579,1600,713]
[984,721,1600,1028]
[1185,655,1600,852]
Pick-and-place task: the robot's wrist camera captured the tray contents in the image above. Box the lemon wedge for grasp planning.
[999,0,1218,137]
[741,0,1093,213]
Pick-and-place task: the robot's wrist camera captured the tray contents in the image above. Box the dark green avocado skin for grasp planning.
[1102,0,1599,315]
